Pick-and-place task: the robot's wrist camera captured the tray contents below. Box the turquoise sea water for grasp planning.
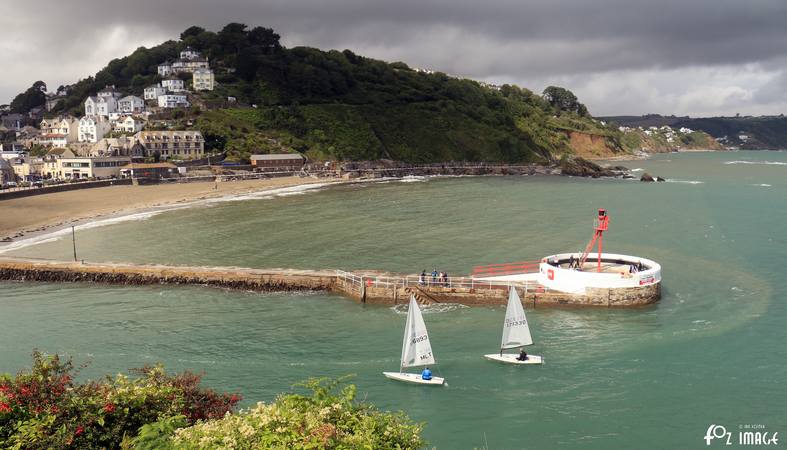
[1,151,786,449]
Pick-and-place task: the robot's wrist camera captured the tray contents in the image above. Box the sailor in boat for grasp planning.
[517,349,528,361]
[421,367,432,380]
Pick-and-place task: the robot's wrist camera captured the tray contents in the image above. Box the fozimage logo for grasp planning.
[704,424,779,446]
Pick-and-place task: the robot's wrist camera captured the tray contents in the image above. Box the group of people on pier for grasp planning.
[419,269,450,287]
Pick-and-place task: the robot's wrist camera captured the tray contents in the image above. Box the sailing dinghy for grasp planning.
[484,287,543,365]
[383,295,445,385]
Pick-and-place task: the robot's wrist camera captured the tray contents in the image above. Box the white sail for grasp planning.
[400,296,436,369]
[501,287,533,350]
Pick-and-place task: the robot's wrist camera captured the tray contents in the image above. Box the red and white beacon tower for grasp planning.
[579,208,610,272]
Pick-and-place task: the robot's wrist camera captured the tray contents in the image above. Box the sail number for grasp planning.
[505,318,527,327]
[411,335,429,344]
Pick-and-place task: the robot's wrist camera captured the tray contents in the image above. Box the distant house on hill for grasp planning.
[157,93,189,109]
[85,95,118,118]
[172,57,209,74]
[158,62,173,77]
[250,153,306,170]
[158,48,208,78]
[144,84,167,100]
[180,46,200,60]
[113,116,145,134]
[118,96,145,113]
[39,117,80,147]
[192,68,215,91]
[161,78,185,92]
[78,117,112,143]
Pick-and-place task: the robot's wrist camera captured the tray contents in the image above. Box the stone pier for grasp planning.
[0,259,660,307]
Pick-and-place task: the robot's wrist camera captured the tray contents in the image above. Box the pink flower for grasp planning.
[103,403,116,413]
[0,402,11,413]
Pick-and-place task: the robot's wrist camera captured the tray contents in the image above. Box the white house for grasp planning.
[84,96,98,116]
[39,117,80,146]
[192,68,215,91]
[162,78,185,92]
[97,85,121,99]
[85,96,118,117]
[113,116,145,134]
[96,96,118,117]
[144,84,167,100]
[171,58,209,73]
[78,117,112,143]
[157,94,190,109]
[118,95,145,113]
[180,46,200,60]
[158,62,172,77]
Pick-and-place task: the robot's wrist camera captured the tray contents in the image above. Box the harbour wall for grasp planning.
[0,259,660,307]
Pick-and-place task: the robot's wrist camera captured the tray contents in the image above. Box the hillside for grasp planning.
[617,126,723,153]
[603,114,787,150]
[7,23,633,163]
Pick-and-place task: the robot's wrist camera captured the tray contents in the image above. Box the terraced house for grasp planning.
[135,130,204,159]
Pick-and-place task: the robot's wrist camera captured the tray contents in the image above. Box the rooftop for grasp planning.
[123,162,177,169]
[251,153,305,161]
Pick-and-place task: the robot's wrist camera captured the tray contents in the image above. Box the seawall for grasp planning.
[0,259,660,307]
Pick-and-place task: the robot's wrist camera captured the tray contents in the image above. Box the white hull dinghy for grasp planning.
[382,372,445,385]
[484,286,543,365]
[483,353,543,365]
[383,296,445,386]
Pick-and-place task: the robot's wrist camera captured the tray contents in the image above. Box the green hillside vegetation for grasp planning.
[34,23,626,163]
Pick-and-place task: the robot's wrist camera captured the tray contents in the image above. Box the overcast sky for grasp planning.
[2,0,786,117]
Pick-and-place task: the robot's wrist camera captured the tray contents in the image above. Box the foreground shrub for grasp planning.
[163,377,426,449]
[0,351,240,449]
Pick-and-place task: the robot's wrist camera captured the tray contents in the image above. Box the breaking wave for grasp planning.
[666,179,704,185]
[724,160,787,166]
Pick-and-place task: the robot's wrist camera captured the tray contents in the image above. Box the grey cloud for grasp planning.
[2,0,786,116]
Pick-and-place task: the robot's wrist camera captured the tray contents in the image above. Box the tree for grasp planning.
[542,86,588,116]
[218,23,249,53]
[247,26,281,54]
[10,81,47,113]
[180,26,206,41]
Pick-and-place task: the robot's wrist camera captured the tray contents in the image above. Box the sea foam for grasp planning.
[666,179,704,185]
[724,160,787,166]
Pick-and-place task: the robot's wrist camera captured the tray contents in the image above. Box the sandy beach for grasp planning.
[0,176,341,241]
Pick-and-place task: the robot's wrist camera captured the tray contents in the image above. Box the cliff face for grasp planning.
[566,131,623,159]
